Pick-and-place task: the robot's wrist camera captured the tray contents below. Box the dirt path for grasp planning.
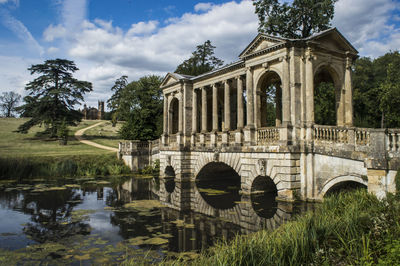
[74,121,119,152]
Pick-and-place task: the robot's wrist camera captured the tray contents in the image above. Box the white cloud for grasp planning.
[194,2,213,12]
[43,24,66,42]
[127,20,159,36]
[0,8,43,55]
[332,0,398,57]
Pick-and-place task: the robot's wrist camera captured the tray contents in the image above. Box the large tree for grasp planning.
[0,91,21,117]
[175,40,224,76]
[253,0,337,38]
[353,51,400,128]
[119,75,163,140]
[107,75,129,121]
[17,59,92,137]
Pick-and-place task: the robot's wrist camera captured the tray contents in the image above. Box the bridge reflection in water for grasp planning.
[115,176,313,253]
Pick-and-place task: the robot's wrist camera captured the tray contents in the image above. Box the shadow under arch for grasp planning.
[164,166,176,193]
[195,162,241,210]
[169,97,179,134]
[250,175,278,219]
[256,70,282,127]
[321,175,367,198]
[313,64,342,126]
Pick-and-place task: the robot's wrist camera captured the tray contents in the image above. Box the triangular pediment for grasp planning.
[239,34,285,59]
[308,28,358,55]
[160,73,180,87]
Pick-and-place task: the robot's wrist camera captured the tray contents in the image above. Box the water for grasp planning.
[0,177,312,264]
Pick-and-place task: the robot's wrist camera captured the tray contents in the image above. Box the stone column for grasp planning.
[192,88,198,134]
[163,93,168,134]
[178,91,183,133]
[224,80,231,131]
[201,87,207,133]
[305,48,314,140]
[282,55,291,126]
[237,76,244,129]
[246,67,254,128]
[345,56,353,126]
[212,84,218,132]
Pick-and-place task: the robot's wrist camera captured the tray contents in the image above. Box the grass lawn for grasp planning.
[82,120,124,148]
[0,118,114,158]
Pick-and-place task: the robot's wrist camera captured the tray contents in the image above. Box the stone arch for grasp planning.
[313,63,344,126]
[319,175,368,198]
[255,69,283,127]
[168,97,179,134]
[193,152,242,180]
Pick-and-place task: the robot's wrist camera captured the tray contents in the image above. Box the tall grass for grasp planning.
[157,190,400,265]
[0,154,132,180]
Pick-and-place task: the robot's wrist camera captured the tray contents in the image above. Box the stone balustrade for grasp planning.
[257,127,280,145]
[355,128,370,146]
[314,125,348,143]
[388,129,400,153]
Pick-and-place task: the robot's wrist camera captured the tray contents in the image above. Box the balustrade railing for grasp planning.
[314,125,348,143]
[387,129,400,152]
[257,127,280,144]
[229,132,236,144]
[355,128,370,146]
[205,133,211,144]
[169,134,177,144]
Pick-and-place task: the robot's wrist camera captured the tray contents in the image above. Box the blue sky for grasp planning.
[0,0,399,108]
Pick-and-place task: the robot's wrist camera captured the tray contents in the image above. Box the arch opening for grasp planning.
[324,181,367,197]
[164,166,176,193]
[250,175,278,219]
[314,67,339,126]
[257,71,282,127]
[195,162,240,210]
[169,98,179,134]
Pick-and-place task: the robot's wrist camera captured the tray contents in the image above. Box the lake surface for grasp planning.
[0,177,312,265]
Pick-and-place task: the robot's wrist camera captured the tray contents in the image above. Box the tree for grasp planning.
[119,75,163,140]
[353,51,400,128]
[0,91,21,117]
[253,0,337,38]
[175,40,224,76]
[16,59,92,137]
[107,75,129,122]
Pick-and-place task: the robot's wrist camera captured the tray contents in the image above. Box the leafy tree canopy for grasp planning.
[253,0,337,38]
[353,51,400,128]
[107,75,129,121]
[16,59,92,137]
[175,40,224,76]
[0,91,21,117]
[118,75,163,140]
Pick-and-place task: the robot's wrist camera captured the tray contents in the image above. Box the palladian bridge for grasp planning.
[119,28,400,207]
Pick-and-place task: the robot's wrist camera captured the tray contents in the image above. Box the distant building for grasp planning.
[82,101,104,120]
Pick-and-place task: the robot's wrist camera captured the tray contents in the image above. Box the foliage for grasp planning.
[353,51,400,128]
[315,82,336,125]
[0,91,21,117]
[0,154,131,180]
[107,75,129,121]
[253,0,337,38]
[175,40,224,76]
[160,190,400,266]
[57,119,69,145]
[16,59,92,137]
[139,159,160,177]
[119,75,163,140]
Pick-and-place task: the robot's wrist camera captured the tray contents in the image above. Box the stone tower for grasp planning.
[98,101,104,120]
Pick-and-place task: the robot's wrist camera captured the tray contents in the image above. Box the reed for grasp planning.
[158,190,400,265]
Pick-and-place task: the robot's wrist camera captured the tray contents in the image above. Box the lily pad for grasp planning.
[143,237,169,245]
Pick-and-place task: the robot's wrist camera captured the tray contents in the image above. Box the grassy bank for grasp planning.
[0,118,113,157]
[146,190,400,265]
[0,154,131,180]
[82,120,124,148]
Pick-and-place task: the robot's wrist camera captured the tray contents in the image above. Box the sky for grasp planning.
[0,0,399,109]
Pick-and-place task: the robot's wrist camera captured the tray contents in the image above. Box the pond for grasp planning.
[0,177,312,264]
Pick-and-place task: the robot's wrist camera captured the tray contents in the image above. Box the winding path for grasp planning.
[74,121,118,152]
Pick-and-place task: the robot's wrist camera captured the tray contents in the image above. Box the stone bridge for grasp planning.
[120,28,400,202]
